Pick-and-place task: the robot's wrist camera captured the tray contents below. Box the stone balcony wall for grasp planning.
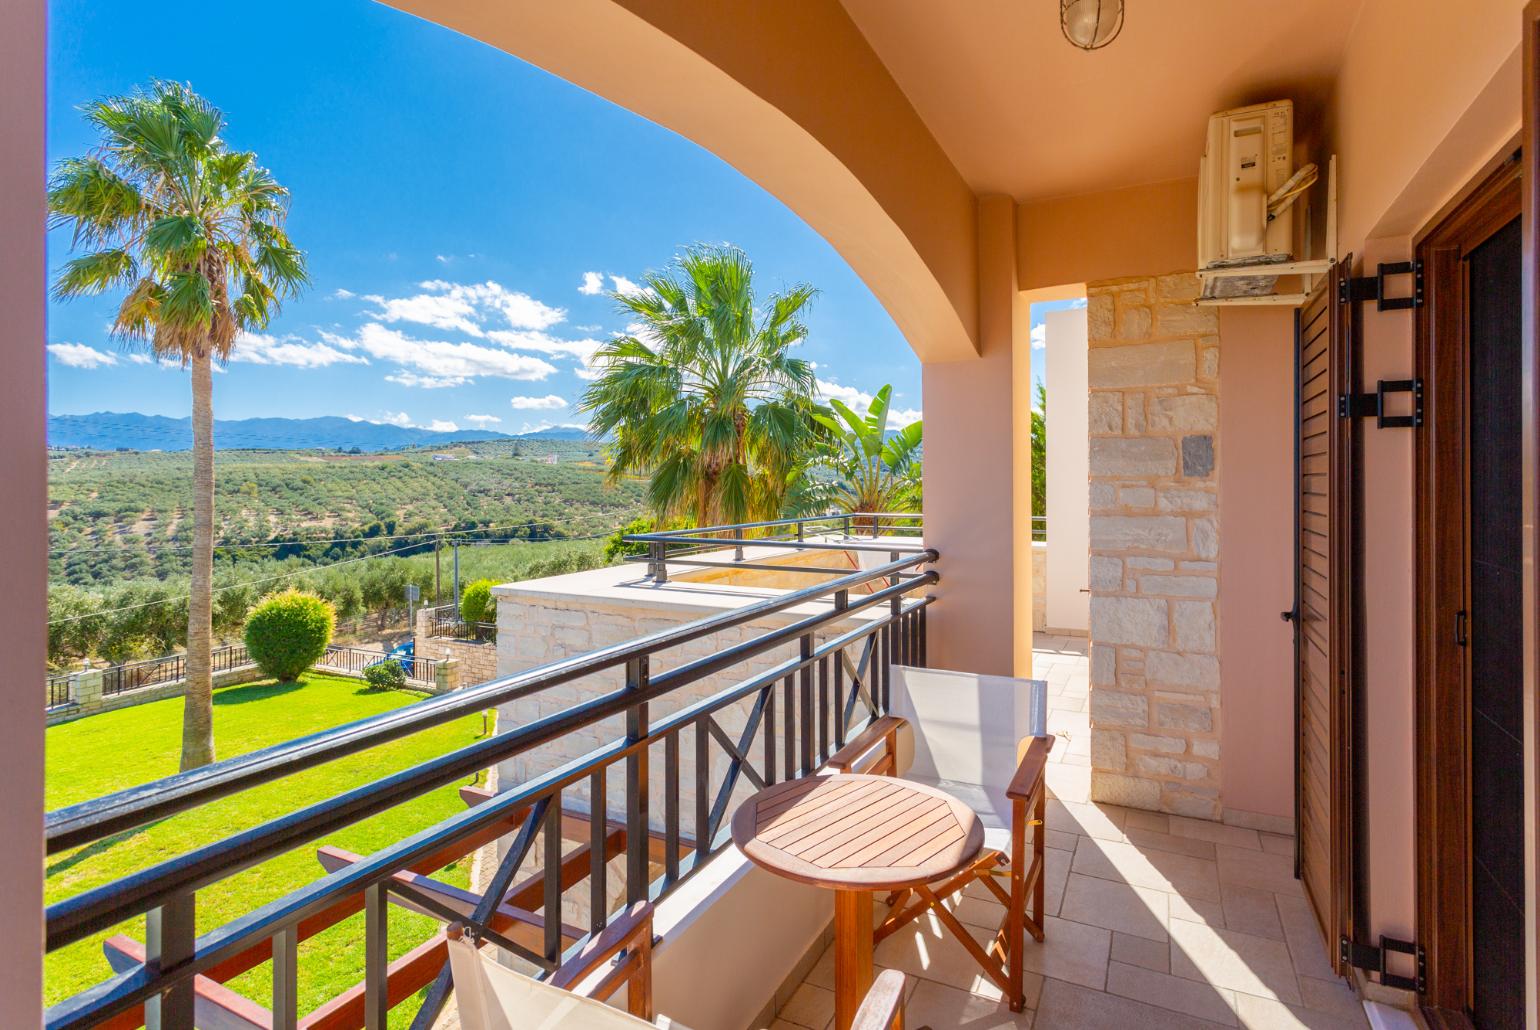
[1085,273,1223,819]
[489,576,888,925]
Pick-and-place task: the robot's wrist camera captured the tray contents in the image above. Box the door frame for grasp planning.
[1414,155,1522,1025]
[1522,8,1540,1026]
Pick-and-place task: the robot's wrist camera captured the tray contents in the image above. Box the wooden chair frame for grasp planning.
[869,735,1053,1012]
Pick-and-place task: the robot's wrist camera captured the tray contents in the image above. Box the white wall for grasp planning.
[1044,308,1090,633]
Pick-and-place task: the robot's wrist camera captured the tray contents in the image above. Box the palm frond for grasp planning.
[52,249,139,299]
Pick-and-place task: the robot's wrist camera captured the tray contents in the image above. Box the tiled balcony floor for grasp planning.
[764,635,1370,1030]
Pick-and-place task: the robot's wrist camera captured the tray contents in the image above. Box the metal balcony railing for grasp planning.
[43,530,938,1030]
[623,511,925,584]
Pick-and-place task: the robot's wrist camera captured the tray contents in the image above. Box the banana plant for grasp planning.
[811,384,923,533]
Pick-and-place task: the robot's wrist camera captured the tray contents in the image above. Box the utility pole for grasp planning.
[452,537,461,615]
[434,534,442,606]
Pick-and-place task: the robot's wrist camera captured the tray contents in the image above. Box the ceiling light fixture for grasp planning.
[1060,0,1124,51]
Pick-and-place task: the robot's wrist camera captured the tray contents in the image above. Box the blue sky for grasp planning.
[45,0,1062,436]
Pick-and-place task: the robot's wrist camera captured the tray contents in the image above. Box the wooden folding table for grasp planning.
[730,773,984,1030]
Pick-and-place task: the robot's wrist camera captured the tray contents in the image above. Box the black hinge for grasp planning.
[1338,260,1423,310]
[1340,935,1425,993]
[1337,378,1423,428]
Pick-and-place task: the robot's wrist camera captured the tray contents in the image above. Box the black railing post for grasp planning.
[145,893,195,1030]
[364,882,388,1029]
[624,656,650,905]
[664,731,680,884]
[272,926,298,1030]
[919,603,929,667]
[589,770,608,935]
[798,633,814,775]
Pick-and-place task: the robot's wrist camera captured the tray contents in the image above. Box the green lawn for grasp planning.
[45,673,493,1023]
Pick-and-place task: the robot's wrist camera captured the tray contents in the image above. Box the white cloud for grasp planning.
[374,411,413,427]
[230,331,369,369]
[426,419,459,432]
[464,414,503,428]
[574,323,601,332]
[509,394,568,411]
[127,353,154,365]
[578,271,604,295]
[331,288,356,300]
[816,378,874,410]
[322,323,558,384]
[385,371,468,389]
[610,274,645,298]
[363,280,567,336]
[435,255,451,264]
[48,342,118,369]
[1030,323,1047,350]
[485,329,602,364]
[575,367,603,381]
[816,378,921,427]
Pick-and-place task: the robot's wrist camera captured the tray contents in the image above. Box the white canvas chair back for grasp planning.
[448,937,666,1030]
[888,666,1048,825]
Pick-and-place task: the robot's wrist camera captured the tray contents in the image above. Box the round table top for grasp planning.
[730,773,985,891]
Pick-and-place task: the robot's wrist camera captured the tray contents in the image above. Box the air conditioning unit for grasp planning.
[1198,100,1301,298]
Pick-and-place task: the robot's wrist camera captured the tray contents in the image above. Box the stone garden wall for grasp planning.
[1085,273,1223,819]
[45,663,266,727]
[413,606,500,687]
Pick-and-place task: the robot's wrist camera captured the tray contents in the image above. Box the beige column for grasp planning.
[435,657,463,695]
[0,0,47,1021]
[922,195,1029,676]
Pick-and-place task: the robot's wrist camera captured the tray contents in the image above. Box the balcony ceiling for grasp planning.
[840,0,1364,202]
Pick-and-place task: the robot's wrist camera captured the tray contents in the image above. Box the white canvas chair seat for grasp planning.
[447,937,689,1030]
[872,665,1053,1013]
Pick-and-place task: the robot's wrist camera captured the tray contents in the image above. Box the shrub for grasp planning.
[603,516,656,563]
[459,579,496,625]
[244,589,335,682]
[363,660,407,691]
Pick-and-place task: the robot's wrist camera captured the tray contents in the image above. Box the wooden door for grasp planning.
[1293,259,1359,973]
[1415,159,1523,1025]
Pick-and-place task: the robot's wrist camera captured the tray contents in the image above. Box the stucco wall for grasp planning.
[1325,0,1524,953]
[1217,307,1296,826]
[1085,273,1223,819]
[1,1,46,1019]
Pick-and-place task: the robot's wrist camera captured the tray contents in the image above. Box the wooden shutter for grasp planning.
[1293,259,1359,973]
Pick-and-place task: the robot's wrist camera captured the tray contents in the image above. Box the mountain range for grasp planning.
[47,412,591,452]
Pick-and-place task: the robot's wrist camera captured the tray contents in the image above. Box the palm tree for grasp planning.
[1031,382,1047,540]
[812,384,923,533]
[581,245,819,526]
[49,81,308,769]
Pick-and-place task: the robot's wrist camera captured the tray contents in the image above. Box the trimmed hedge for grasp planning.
[459,579,496,625]
[244,589,335,682]
[363,660,407,691]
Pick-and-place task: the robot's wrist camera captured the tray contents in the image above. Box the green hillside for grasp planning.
[48,440,642,586]
[46,443,648,667]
